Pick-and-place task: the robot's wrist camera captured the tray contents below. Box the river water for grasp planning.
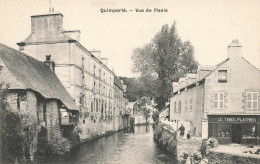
[37,125,179,164]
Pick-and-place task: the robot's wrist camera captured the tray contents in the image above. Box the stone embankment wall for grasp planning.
[153,122,203,163]
[177,137,202,160]
[208,150,260,164]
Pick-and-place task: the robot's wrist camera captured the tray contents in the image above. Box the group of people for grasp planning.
[178,124,191,139]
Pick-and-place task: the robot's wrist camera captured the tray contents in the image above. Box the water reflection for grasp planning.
[37,125,178,164]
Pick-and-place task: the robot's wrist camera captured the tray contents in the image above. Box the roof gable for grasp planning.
[0,43,77,110]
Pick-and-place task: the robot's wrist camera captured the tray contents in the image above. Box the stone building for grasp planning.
[17,11,126,140]
[170,40,260,144]
[0,43,78,158]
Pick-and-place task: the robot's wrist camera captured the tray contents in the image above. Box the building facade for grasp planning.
[170,40,260,144]
[17,11,126,140]
[0,43,78,159]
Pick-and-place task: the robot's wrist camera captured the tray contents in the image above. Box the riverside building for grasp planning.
[17,10,127,140]
[170,40,260,145]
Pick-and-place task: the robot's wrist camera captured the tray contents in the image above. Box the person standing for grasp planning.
[179,124,185,138]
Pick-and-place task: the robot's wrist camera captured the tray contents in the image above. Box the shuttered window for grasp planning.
[185,100,188,111]
[214,92,224,109]
[190,98,193,111]
[246,92,258,109]
[178,101,181,113]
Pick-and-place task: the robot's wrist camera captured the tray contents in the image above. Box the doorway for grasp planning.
[232,124,241,143]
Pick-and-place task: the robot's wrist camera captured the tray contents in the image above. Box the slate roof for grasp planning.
[0,43,78,111]
[17,33,74,45]
[171,58,230,96]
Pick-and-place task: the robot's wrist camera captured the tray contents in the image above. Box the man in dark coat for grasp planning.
[179,124,185,138]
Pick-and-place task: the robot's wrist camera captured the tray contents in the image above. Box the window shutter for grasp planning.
[242,91,246,110]
[258,90,260,110]
[224,92,228,109]
[210,94,214,108]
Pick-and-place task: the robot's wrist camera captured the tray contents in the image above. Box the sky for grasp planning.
[0,0,259,77]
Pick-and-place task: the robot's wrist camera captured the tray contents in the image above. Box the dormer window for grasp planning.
[218,70,227,82]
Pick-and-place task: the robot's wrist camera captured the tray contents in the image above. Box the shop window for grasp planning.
[190,98,193,111]
[218,70,227,82]
[246,92,258,110]
[241,124,256,139]
[178,101,181,113]
[214,92,224,109]
[217,124,231,138]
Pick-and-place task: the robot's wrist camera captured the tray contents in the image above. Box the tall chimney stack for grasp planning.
[228,39,242,59]
[44,55,55,73]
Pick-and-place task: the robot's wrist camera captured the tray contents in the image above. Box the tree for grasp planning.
[135,97,154,131]
[132,22,198,109]
[119,77,157,102]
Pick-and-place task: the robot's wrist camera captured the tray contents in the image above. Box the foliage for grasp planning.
[119,77,153,102]
[135,97,154,124]
[153,123,177,155]
[152,110,159,123]
[132,22,198,109]
[0,83,24,163]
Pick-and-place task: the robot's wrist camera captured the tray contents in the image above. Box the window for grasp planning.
[93,65,96,76]
[247,92,258,109]
[43,104,47,125]
[93,82,96,92]
[190,98,193,111]
[17,91,27,110]
[91,101,94,112]
[178,101,181,113]
[99,69,101,79]
[218,70,227,82]
[185,100,188,111]
[174,102,177,113]
[214,92,224,109]
[94,98,96,111]
[96,99,99,112]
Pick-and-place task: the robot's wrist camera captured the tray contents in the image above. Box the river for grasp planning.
[36,125,179,164]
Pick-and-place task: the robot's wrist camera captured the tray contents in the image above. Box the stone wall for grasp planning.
[208,150,260,164]
[177,137,202,161]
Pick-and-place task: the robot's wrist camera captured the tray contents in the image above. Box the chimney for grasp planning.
[100,58,108,66]
[90,50,101,59]
[44,55,55,72]
[228,39,242,59]
[197,65,212,80]
[185,74,197,86]
[30,12,63,36]
[172,82,179,93]
[178,78,186,88]
[63,30,81,42]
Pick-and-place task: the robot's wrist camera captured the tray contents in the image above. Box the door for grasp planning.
[232,124,242,143]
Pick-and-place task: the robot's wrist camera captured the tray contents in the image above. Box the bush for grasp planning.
[0,84,24,163]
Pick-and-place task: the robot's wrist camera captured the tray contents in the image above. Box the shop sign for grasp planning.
[209,116,256,123]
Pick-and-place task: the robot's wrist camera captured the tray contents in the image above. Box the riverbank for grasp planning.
[153,122,205,163]
[208,144,260,164]
[35,125,178,163]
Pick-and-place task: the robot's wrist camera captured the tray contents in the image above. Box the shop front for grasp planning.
[208,115,260,145]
